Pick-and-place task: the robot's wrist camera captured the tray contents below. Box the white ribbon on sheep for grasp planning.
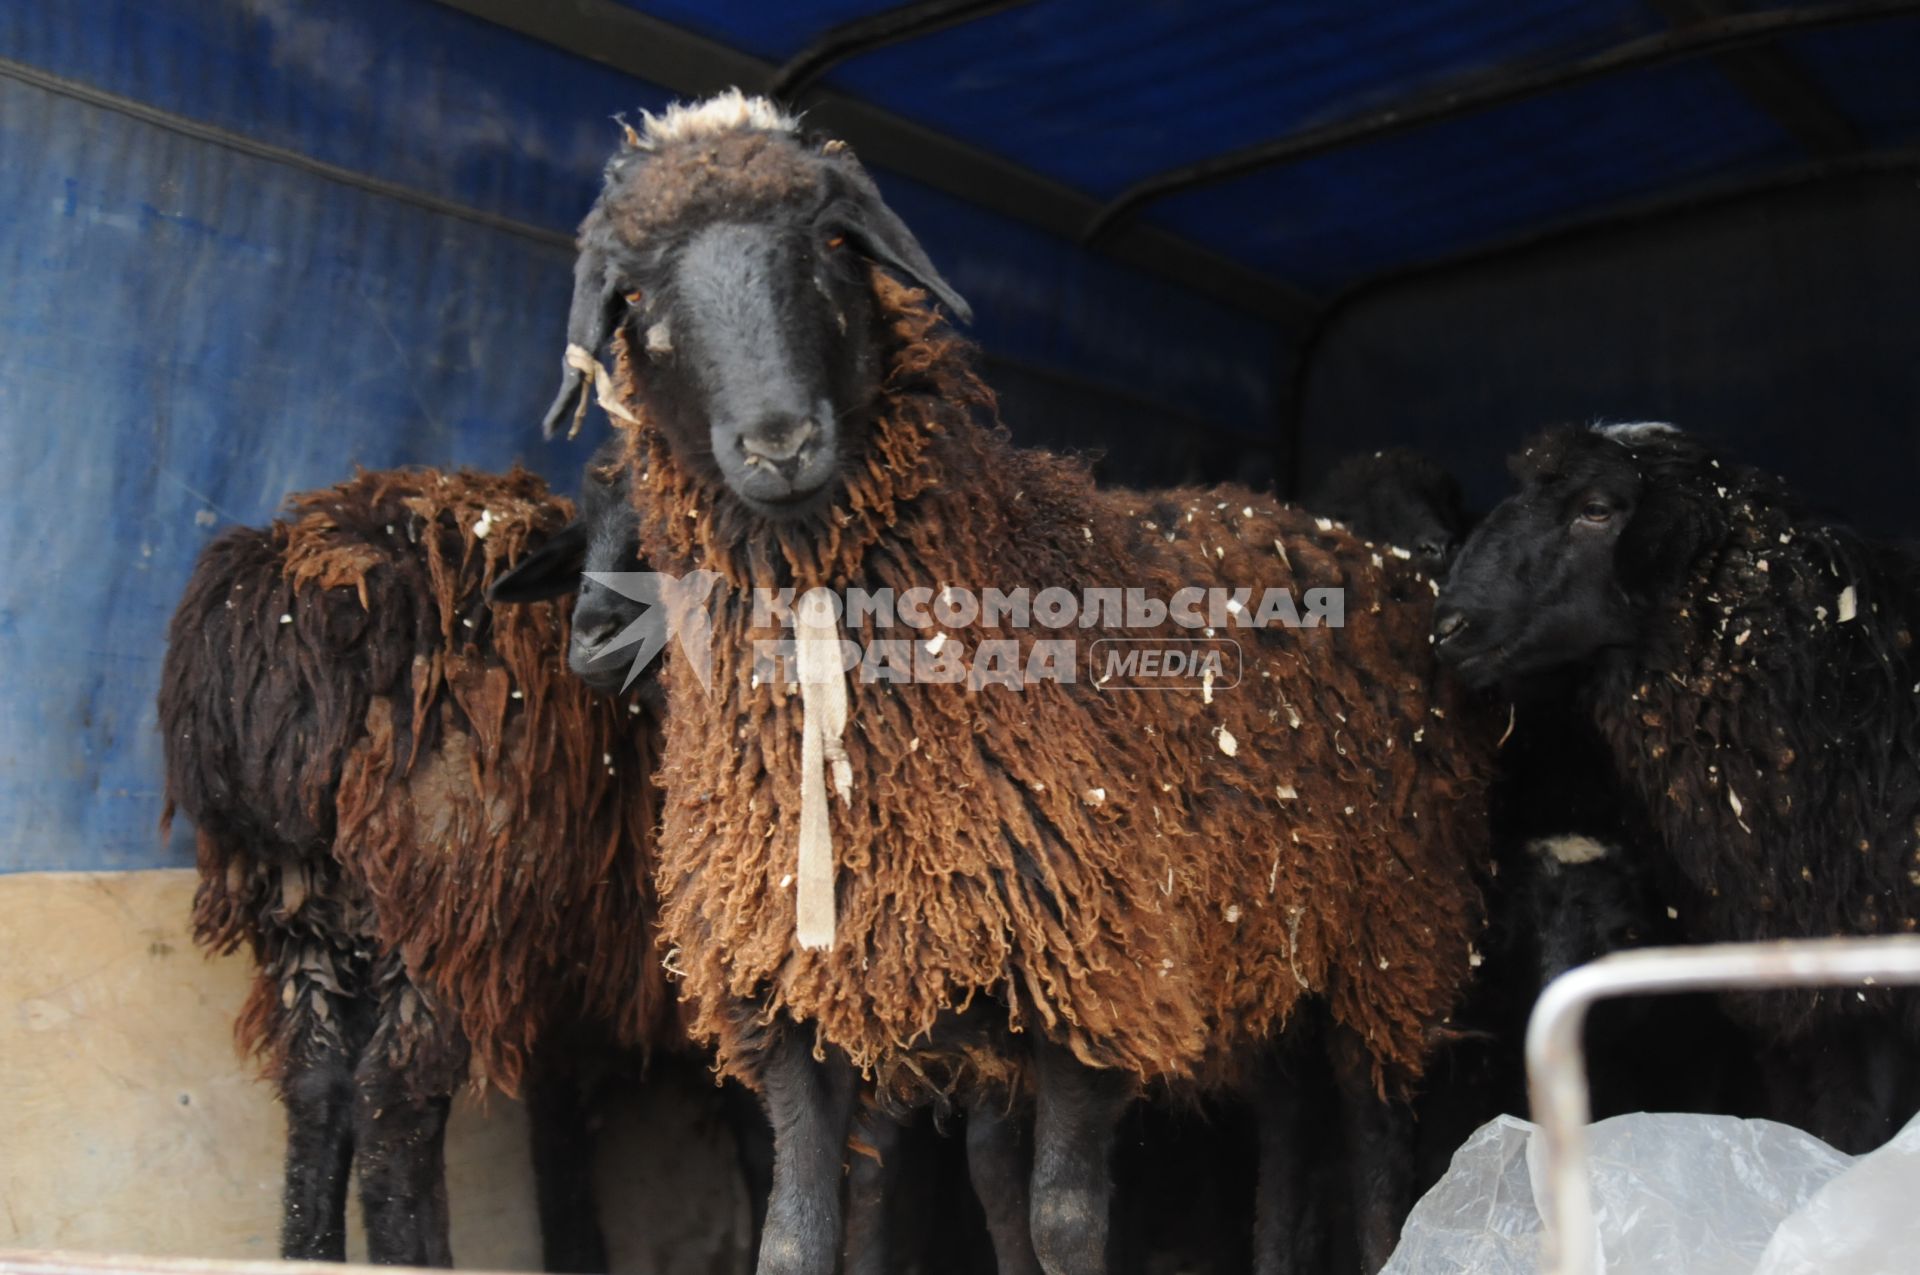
[794,587,852,949]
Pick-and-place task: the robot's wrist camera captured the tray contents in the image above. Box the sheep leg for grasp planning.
[353,1062,454,1265]
[1029,1038,1131,1275]
[1796,1027,1911,1154]
[840,1107,904,1275]
[526,1058,609,1273]
[1332,1053,1412,1275]
[1251,1065,1311,1275]
[278,1036,358,1260]
[964,1094,1042,1275]
[755,1021,856,1275]
[353,971,459,1267]
[720,1076,777,1247]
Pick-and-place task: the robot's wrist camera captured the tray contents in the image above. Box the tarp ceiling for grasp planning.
[550,0,1920,314]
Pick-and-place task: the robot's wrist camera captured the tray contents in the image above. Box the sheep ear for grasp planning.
[488,522,590,604]
[1615,489,1708,598]
[827,176,971,324]
[542,248,622,439]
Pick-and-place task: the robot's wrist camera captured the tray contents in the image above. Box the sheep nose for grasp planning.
[1433,608,1469,643]
[740,416,819,467]
[575,613,623,650]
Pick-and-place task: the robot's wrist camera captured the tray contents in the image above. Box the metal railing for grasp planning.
[1526,936,1920,1275]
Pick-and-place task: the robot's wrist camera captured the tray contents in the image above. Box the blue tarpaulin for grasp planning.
[3,0,1918,873]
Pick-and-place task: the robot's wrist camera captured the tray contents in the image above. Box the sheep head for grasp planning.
[1433,422,1716,688]
[490,442,645,692]
[542,90,971,521]
[1305,447,1472,565]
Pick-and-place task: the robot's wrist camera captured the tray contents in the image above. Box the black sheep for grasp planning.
[1307,447,1748,1170]
[1304,448,1472,565]
[1437,421,1920,1150]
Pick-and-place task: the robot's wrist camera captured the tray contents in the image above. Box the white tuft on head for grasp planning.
[1593,420,1681,444]
[1526,834,1615,866]
[634,89,800,149]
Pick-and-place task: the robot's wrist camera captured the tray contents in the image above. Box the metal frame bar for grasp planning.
[1526,937,1920,1275]
[1355,146,1920,292]
[769,0,1035,104]
[429,0,1318,328]
[1084,0,1920,244]
[980,349,1264,444]
[0,55,573,251]
[1650,0,1861,157]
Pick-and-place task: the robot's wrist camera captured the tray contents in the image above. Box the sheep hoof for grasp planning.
[1030,1189,1105,1275]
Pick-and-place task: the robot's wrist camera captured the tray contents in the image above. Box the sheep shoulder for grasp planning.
[1591,457,1920,1036]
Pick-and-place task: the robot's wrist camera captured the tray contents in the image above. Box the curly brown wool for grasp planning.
[160,466,667,1098]
[611,275,1492,1101]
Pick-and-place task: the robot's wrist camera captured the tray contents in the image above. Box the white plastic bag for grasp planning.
[1752,1115,1920,1275]
[1384,1110,1919,1274]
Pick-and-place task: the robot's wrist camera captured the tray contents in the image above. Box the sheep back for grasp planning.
[160,467,666,1094]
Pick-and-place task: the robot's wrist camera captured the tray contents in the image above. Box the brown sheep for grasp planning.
[159,465,667,1267]
[540,92,1492,1275]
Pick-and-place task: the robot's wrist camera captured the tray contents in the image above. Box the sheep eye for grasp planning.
[624,289,645,308]
[823,234,846,251]
[1578,500,1614,525]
